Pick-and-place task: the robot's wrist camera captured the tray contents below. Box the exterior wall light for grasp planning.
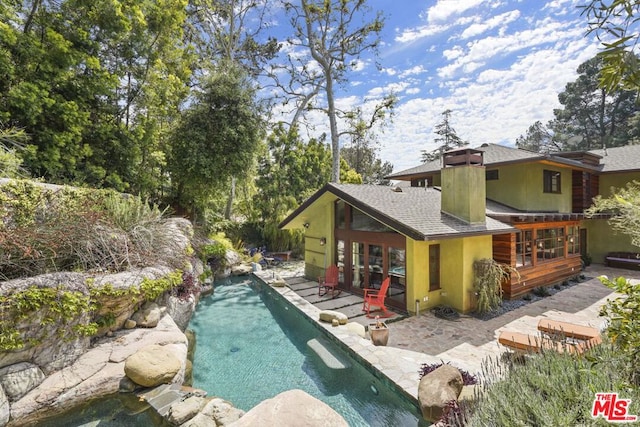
[319,237,326,246]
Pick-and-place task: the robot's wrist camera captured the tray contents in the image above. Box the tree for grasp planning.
[550,56,638,151]
[168,65,264,220]
[0,126,28,178]
[515,121,560,153]
[421,109,466,162]
[283,0,392,182]
[586,180,640,248]
[580,1,640,93]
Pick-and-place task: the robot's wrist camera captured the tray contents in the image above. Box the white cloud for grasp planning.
[399,65,426,78]
[460,10,521,39]
[426,0,486,23]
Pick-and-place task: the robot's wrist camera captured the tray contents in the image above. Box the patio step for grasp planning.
[307,337,351,370]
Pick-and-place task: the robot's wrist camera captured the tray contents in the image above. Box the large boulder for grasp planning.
[124,345,182,388]
[0,386,8,427]
[230,264,252,276]
[0,363,45,402]
[183,397,245,427]
[167,395,206,425]
[162,294,197,331]
[229,389,348,427]
[418,365,464,422]
[131,302,162,328]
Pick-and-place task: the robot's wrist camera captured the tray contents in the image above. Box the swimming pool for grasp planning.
[189,275,426,426]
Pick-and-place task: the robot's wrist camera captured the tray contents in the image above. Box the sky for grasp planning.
[268,0,605,174]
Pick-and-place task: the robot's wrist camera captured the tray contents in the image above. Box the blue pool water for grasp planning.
[189,276,425,427]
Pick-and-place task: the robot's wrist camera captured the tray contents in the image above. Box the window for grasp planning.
[350,208,395,232]
[567,226,580,255]
[486,170,499,180]
[543,170,561,193]
[516,230,532,267]
[535,228,565,261]
[429,245,440,291]
[335,200,345,229]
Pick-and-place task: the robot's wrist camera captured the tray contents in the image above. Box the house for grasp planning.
[279,144,640,314]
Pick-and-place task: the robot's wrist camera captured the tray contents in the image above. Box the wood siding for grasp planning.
[572,171,599,213]
[504,256,582,299]
[492,233,515,265]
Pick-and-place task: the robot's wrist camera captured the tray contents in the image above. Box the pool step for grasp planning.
[307,337,352,370]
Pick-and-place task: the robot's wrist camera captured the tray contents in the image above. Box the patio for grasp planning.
[261,262,640,400]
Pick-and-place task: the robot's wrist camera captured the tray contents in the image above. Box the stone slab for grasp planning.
[306,338,351,370]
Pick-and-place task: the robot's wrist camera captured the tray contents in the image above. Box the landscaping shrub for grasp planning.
[473,259,518,314]
[532,286,551,297]
[599,275,640,385]
[463,344,640,426]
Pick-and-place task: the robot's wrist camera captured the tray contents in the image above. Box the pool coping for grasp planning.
[253,271,446,405]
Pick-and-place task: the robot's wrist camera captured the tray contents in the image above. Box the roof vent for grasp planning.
[392,186,403,193]
[481,143,489,147]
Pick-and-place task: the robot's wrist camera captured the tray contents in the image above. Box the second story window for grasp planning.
[543,170,561,193]
[486,170,499,180]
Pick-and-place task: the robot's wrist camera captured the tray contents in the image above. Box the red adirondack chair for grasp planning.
[318,264,341,298]
[362,277,392,318]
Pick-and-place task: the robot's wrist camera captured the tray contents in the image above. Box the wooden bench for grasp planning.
[498,331,587,354]
[498,320,602,355]
[605,252,640,271]
[537,319,601,343]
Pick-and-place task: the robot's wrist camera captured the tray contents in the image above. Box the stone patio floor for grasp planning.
[255,263,640,403]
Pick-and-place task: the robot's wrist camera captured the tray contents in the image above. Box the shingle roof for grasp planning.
[280,183,514,241]
[387,143,597,179]
[589,145,640,173]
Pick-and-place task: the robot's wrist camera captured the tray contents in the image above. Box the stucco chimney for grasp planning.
[440,148,486,224]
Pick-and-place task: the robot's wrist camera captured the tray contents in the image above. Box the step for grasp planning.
[307,337,351,370]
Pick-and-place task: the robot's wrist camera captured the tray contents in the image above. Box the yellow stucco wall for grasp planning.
[441,166,486,224]
[301,195,336,279]
[486,162,572,212]
[407,234,493,314]
[599,172,640,197]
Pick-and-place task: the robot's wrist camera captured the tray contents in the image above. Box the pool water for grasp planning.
[189,276,425,427]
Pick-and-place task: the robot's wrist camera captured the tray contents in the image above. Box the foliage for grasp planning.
[0,180,182,280]
[515,121,559,153]
[586,180,640,247]
[580,1,640,93]
[418,362,478,385]
[283,0,391,182]
[253,125,329,251]
[172,271,201,301]
[0,0,192,192]
[464,344,639,426]
[0,270,185,351]
[473,259,517,315]
[532,286,551,297]
[168,64,264,219]
[0,286,96,351]
[421,110,467,162]
[599,275,640,385]
[550,56,638,151]
[0,125,29,177]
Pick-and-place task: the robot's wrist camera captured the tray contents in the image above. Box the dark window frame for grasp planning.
[543,170,561,194]
[486,169,499,180]
[429,244,441,291]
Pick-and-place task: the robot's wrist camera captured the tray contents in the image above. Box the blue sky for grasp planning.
[268,0,603,173]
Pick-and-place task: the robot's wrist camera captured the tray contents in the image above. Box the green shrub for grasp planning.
[473,259,518,314]
[599,275,640,385]
[532,286,551,297]
[465,344,640,426]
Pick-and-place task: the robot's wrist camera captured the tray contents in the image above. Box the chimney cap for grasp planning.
[443,148,484,167]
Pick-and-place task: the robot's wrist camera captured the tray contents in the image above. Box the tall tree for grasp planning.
[0,0,192,193]
[550,56,638,151]
[168,65,264,220]
[421,109,466,162]
[580,1,640,94]
[283,0,393,182]
[340,107,392,184]
[515,121,560,153]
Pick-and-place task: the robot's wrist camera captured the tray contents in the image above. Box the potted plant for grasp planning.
[369,315,389,346]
